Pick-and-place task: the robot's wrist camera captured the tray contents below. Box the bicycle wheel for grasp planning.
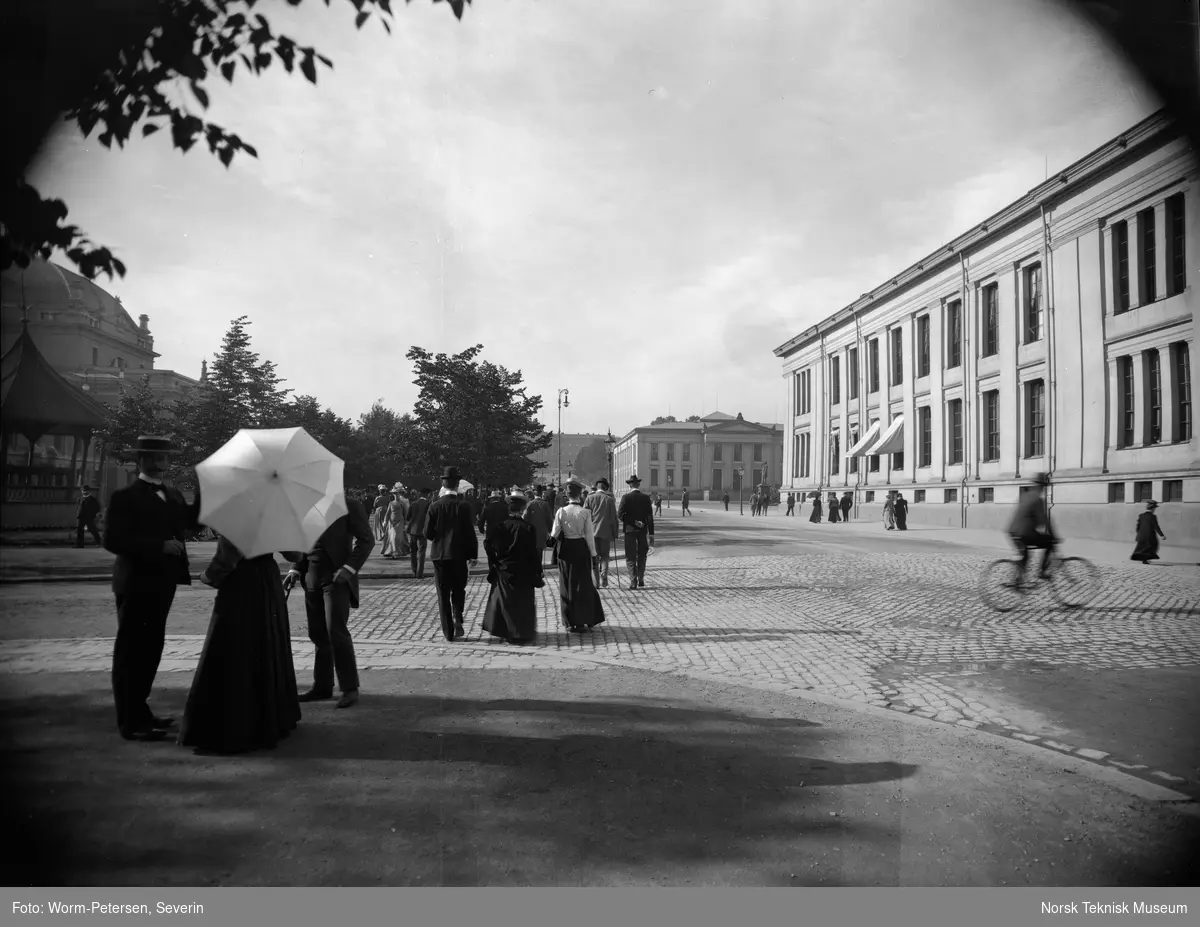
[1049,556,1101,609]
[980,559,1027,612]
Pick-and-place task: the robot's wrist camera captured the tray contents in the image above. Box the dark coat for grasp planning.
[424,493,480,562]
[104,478,201,593]
[406,496,432,536]
[284,498,374,609]
[617,489,655,535]
[77,494,101,523]
[479,496,509,538]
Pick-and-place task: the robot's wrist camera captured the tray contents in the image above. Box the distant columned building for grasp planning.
[611,412,784,501]
[774,109,1197,544]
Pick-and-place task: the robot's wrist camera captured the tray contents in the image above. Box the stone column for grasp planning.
[1128,211,1143,309]
[1131,352,1146,446]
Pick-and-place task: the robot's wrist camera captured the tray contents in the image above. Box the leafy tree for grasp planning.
[2,0,472,280]
[169,315,290,469]
[406,344,552,487]
[572,437,610,486]
[97,374,170,464]
[651,415,678,425]
[685,414,702,422]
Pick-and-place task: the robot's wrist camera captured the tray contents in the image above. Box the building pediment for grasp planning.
[704,420,781,436]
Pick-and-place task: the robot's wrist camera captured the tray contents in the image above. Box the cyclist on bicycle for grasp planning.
[1008,472,1057,584]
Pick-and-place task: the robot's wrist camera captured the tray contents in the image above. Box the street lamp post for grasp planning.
[556,388,570,489]
[604,429,616,488]
[666,471,673,509]
[738,467,745,515]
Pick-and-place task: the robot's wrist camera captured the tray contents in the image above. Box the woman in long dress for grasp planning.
[550,481,605,633]
[482,491,543,645]
[808,491,823,523]
[883,491,896,530]
[894,492,909,531]
[826,492,840,523]
[178,534,301,755]
[1131,500,1166,563]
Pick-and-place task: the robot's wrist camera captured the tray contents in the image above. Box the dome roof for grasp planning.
[0,258,140,332]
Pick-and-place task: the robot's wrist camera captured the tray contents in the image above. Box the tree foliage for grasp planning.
[685,414,702,422]
[97,374,171,464]
[1,0,472,280]
[572,437,610,486]
[406,344,552,487]
[651,415,677,425]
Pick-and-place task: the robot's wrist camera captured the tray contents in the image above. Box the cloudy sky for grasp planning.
[30,0,1155,435]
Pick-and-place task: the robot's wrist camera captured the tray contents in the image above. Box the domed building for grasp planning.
[0,259,202,528]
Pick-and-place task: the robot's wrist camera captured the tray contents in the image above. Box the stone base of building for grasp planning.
[0,502,77,531]
[833,501,1198,547]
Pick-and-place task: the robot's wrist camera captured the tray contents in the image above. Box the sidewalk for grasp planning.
[2,665,1196,886]
[0,541,492,584]
[673,500,1200,568]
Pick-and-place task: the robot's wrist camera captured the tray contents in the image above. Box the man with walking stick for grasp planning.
[617,474,655,590]
[584,477,620,588]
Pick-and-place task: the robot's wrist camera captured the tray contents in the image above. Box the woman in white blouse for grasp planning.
[549,481,606,633]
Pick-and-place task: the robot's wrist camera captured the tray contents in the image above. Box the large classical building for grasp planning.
[1,259,202,526]
[611,412,784,502]
[775,109,1197,544]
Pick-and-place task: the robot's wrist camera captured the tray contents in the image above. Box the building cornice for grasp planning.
[773,108,1182,360]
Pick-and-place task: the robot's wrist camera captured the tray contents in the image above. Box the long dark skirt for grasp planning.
[1131,513,1162,562]
[827,501,840,523]
[808,501,822,523]
[482,575,538,642]
[179,555,300,754]
[556,537,605,630]
[895,504,908,531]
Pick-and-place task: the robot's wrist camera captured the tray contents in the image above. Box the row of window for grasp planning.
[791,342,1191,478]
[641,468,771,489]
[645,442,769,462]
[793,191,1187,409]
[1112,193,1187,313]
[1116,342,1192,448]
[810,480,1183,504]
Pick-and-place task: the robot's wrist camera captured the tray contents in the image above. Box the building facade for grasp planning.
[1,259,202,525]
[776,110,1198,544]
[611,412,784,502]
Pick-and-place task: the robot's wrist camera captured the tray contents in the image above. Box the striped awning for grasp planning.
[846,420,881,457]
[867,416,905,455]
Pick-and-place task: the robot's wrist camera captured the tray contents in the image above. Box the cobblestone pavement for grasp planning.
[3,548,1197,789]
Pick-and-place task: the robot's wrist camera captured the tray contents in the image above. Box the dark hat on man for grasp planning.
[567,479,584,493]
[1147,499,1159,509]
[131,435,179,455]
[595,478,610,489]
[419,486,432,494]
[441,466,461,481]
[80,484,95,491]
[626,474,642,485]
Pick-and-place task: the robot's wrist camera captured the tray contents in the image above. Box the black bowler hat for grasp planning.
[626,474,642,485]
[441,466,461,481]
[130,435,179,455]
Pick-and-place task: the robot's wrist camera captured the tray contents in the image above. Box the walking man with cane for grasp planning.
[584,477,620,588]
[617,474,655,590]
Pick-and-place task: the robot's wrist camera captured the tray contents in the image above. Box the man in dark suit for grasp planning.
[406,487,433,578]
[424,466,479,641]
[103,436,201,741]
[283,495,374,709]
[617,474,655,590]
[75,484,102,547]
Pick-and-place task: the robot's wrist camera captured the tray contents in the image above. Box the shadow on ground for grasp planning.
[0,676,914,887]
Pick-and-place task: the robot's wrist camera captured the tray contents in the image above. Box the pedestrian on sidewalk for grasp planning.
[654,492,663,517]
[681,487,692,516]
[883,491,896,530]
[722,491,730,511]
[808,491,822,523]
[406,487,432,578]
[423,466,479,642]
[103,436,202,742]
[1130,500,1166,563]
[524,486,555,569]
[785,492,795,516]
[371,486,389,542]
[75,484,102,548]
[826,491,840,523]
[584,478,620,587]
[180,531,300,754]
[840,491,853,521]
[618,474,655,589]
[894,492,909,531]
[482,489,542,645]
[283,494,374,710]
[550,480,605,632]
[383,482,409,559]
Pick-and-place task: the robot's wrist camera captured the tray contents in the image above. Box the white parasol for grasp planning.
[195,427,347,558]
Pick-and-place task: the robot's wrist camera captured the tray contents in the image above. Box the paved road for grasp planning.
[2,509,1197,796]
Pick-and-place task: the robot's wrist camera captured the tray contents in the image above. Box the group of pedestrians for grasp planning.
[780,490,855,523]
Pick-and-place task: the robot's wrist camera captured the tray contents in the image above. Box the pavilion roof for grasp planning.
[1,320,110,439]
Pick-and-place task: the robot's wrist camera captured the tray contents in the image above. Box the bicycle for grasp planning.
[979,546,1102,613]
